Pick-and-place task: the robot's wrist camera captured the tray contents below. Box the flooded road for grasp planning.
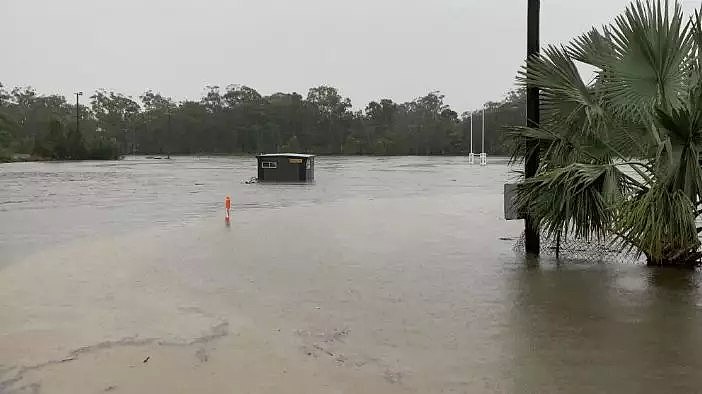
[1,156,702,393]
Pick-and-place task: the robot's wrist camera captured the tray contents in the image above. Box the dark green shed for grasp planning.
[256,153,315,182]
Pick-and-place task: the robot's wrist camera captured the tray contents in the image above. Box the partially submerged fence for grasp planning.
[513,231,644,264]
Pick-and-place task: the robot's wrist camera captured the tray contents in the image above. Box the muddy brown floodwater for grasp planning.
[1,156,702,393]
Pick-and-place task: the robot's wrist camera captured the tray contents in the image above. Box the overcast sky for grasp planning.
[2,1,700,111]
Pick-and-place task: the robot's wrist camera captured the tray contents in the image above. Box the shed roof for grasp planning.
[256,153,315,158]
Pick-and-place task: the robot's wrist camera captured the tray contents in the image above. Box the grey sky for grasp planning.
[3,1,700,111]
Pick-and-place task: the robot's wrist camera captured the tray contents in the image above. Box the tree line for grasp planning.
[0,83,525,161]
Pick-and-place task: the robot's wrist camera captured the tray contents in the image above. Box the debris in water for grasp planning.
[313,344,334,357]
[196,348,209,363]
[384,370,403,384]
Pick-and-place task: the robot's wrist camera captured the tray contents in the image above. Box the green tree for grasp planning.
[47,119,67,158]
[65,126,86,159]
[140,90,177,155]
[0,82,9,106]
[223,85,262,106]
[0,81,530,159]
[91,90,140,153]
[509,0,702,266]
[307,86,352,152]
[0,83,14,156]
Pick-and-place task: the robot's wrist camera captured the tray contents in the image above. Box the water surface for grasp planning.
[1,156,701,393]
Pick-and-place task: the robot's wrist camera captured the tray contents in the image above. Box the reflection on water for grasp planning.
[1,156,702,392]
[509,262,702,392]
[0,156,512,262]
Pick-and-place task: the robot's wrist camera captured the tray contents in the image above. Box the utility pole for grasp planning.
[525,0,541,255]
[470,113,473,154]
[481,108,485,154]
[480,108,487,166]
[75,92,83,135]
[469,113,474,164]
[167,110,172,159]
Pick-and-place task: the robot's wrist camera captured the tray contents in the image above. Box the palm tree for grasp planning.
[509,0,702,266]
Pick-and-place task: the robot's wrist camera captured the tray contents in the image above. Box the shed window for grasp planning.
[262,161,277,169]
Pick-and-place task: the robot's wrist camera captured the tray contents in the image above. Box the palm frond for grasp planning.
[519,45,607,137]
[654,86,702,201]
[506,124,617,169]
[615,185,699,261]
[690,9,702,85]
[668,145,702,204]
[507,126,576,167]
[568,28,617,70]
[516,163,636,240]
[656,103,702,146]
[604,122,656,158]
[606,0,693,118]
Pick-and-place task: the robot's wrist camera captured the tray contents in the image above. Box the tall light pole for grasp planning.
[481,108,485,154]
[75,92,83,134]
[469,113,474,164]
[470,113,473,154]
[480,108,487,166]
[167,109,172,159]
[525,0,541,255]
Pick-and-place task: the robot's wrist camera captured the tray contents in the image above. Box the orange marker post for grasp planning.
[225,196,231,223]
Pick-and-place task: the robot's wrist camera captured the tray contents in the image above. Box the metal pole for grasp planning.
[525,0,541,255]
[470,113,473,153]
[75,92,82,135]
[75,93,79,134]
[133,126,137,155]
[167,110,171,159]
[481,108,485,153]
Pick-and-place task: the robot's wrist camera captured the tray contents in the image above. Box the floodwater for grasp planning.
[1,156,702,393]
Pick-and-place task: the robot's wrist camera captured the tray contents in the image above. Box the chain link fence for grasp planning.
[513,232,644,264]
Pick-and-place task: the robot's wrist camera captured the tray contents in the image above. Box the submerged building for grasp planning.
[256,153,315,182]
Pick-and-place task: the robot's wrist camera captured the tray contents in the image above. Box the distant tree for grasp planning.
[47,119,67,159]
[65,127,86,159]
[223,85,262,106]
[0,82,9,106]
[139,90,177,154]
[91,90,140,153]
[200,86,223,113]
[0,81,529,159]
[283,135,301,152]
[306,86,352,152]
[141,90,175,112]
